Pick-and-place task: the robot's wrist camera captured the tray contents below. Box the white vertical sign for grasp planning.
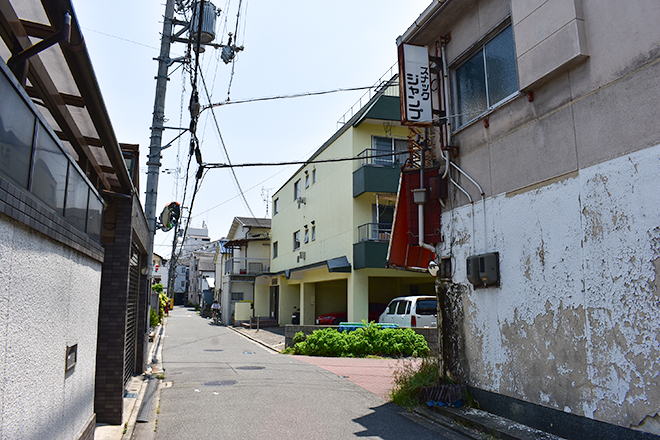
[399,44,433,125]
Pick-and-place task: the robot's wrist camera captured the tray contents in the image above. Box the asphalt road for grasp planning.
[144,306,472,440]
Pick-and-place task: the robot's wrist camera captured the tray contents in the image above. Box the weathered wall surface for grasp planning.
[0,217,101,439]
[440,144,660,430]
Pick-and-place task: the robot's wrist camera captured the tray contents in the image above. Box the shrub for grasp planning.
[291,322,430,358]
[150,308,160,327]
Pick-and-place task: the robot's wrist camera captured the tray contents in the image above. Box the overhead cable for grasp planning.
[203,149,412,169]
[204,85,385,110]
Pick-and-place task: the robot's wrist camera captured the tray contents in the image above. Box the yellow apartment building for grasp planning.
[268,75,435,325]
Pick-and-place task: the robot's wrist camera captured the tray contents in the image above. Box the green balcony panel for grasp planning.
[353,241,389,270]
[353,166,400,197]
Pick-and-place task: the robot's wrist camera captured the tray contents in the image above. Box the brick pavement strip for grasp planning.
[293,356,420,399]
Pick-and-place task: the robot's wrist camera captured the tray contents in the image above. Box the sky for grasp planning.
[72,0,432,257]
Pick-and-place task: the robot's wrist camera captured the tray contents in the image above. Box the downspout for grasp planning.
[440,39,451,179]
[450,162,487,252]
[412,129,436,254]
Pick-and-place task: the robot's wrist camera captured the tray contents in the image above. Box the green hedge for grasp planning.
[291,322,430,357]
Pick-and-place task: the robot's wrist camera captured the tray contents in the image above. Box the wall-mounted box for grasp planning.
[466,252,500,288]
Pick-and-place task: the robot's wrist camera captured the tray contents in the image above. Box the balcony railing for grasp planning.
[357,148,403,167]
[357,223,392,243]
[225,258,270,276]
[337,64,399,129]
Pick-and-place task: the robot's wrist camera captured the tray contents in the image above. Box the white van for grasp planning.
[378,296,437,328]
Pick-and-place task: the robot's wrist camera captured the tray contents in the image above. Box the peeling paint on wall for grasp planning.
[439,144,660,431]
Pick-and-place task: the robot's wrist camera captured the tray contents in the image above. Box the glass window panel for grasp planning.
[32,125,67,214]
[0,72,35,188]
[65,167,89,231]
[293,179,301,200]
[372,136,393,165]
[485,26,518,106]
[455,51,487,126]
[87,193,103,242]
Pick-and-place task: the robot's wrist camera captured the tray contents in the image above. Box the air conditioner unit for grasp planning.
[297,251,306,263]
[296,197,306,205]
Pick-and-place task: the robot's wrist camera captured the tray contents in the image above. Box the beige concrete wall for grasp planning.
[401,0,660,432]
[0,217,101,439]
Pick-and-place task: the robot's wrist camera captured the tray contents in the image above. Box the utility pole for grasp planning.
[145,0,176,281]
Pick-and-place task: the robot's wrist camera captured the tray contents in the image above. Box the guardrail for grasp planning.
[357,223,392,243]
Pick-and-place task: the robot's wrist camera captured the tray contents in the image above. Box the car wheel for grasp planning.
[332,317,342,325]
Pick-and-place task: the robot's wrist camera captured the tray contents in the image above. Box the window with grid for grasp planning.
[372,136,408,166]
[293,230,300,250]
[453,25,518,128]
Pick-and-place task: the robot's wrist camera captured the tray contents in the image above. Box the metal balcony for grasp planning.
[224,257,270,276]
[357,223,392,243]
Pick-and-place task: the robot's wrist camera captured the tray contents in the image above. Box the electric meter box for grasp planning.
[466,252,500,287]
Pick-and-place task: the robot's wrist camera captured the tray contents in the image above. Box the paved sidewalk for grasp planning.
[230,325,416,400]
[293,355,418,399]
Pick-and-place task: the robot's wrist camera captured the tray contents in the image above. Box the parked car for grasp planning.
[378,296,437,328]
[315,303,387,325]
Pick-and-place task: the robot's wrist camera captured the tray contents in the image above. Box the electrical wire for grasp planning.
[205,85,381,109]
[199,69,258,219]
[203,149,411,169]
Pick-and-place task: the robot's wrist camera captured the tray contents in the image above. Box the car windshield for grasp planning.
[416,299,437,315]
[386,301,399,314]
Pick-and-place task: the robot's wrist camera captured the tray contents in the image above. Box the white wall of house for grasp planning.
[0,218,101,439]
[439,144,660,430]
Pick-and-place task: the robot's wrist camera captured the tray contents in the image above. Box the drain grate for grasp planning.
[203,349,224,352]
[236,366,265,370]
[203,380,238,387]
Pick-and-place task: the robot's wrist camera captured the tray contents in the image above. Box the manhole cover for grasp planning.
[203,349,223,352]
[243,351,256,355]
[236,366,265,370]
[203,380,237,387]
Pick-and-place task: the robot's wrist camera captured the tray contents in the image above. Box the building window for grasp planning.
[273,241,278,258]
[231,292,244,301]
[294,179,301,200]
[371,136,408,166]
[304,227,309,243]
[311,225,316,241]
[293,230,300,250]
[312,169,316,183]
[305,172,309,188]
[273,198,279,215]
[453,25,518,128]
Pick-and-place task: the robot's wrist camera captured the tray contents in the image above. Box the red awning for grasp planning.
[387,168,443,270]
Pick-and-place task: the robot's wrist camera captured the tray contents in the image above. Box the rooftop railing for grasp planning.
[337,64,399,129]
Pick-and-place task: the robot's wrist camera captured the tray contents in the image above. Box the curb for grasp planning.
[414,405,563,440]
[121,319,167,440]
[227,326,282,353]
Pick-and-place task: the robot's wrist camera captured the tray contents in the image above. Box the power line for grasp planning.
[204,85,385,110]
[203,149,411,169]
[199,69,258,218]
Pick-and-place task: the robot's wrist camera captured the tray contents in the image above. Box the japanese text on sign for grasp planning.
[399,44,433,125]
